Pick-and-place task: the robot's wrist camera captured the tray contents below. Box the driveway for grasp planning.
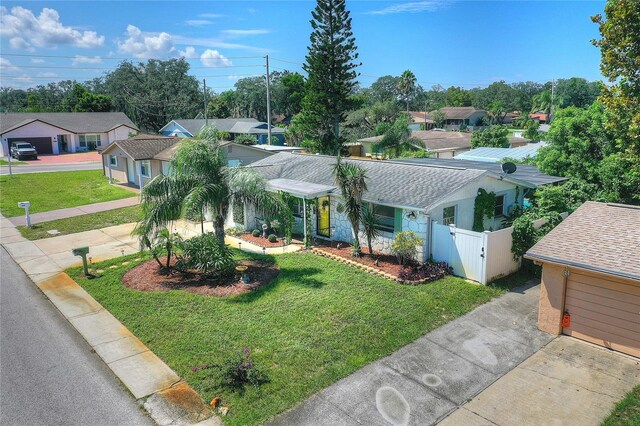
[269,281,556,425]
[440,337,640,426]
[25,152,101,164]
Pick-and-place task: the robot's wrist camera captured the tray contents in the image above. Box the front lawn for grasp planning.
[17,205,142,240]
[602,385,640,426]
[69,250,508,426]
[0,170,136,217]
[0,159,26,166]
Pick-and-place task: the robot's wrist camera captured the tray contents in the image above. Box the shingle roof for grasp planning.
[103,136,181,160]
[358,130,472,152]
[0,112,138,135]
[393,157,567,187]
[454,143,549,162]
[526,202,640,281]
[247,152,487,210]
[165,118,284,136]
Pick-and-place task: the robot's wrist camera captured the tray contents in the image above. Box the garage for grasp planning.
[563,270,640,358]
[526,201,640,359]
[8,137,53,155]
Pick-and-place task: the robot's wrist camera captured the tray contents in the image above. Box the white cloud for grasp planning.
[186,19,212,27]
[0,6,104,49]
[0,58,20,71]
[72,55,102,65]
[178,46,196,58]
[367,1,452,15]
[117,25,177,58]
[30,58,45,64]
[221,29,271,37]
[174,35,270,53]
[199,13,223,18]
[37,72,58,78]
[200,49,232,67]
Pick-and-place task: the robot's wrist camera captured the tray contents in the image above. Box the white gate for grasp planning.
[431,223,487,283]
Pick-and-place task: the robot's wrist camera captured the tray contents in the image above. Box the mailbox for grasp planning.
[72,246,91,276]
[17,201,32,228]
[18,201,30,208]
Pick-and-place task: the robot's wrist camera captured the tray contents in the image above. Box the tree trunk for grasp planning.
[213,215,225,245]
[165,246,172,270]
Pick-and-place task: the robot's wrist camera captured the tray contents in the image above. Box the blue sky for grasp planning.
[0,1,606,91]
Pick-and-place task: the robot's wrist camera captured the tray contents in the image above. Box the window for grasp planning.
[494,195,505,217]
[109,155,117,167]
[79,134,101,148]
[161,161,172,176]
[372,203,395,232]
[140,160,151,178]
[442,205,456,225]
[292,198,304,218]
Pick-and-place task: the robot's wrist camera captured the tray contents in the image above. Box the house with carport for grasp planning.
[526,201,640,358]
[0,112,138,157]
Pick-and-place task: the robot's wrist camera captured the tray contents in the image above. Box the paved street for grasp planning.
[0,162,101,175]
[0,246,152,426]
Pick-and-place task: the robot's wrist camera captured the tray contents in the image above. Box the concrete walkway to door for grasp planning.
[268,281,557,426]
[8,195,140,226]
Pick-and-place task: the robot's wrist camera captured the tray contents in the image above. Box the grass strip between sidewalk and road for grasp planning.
[17,205,142,240]
[0,159,26,166]
[68,250,518,426]
[0,170,136,217]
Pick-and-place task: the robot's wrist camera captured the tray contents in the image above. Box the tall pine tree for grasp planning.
[302,0,360,154]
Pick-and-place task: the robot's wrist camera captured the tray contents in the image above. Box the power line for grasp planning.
[2,64,265,71]
[0,52,264,61]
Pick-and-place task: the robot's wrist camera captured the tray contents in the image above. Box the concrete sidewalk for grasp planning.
[268,281,557,426]
[8,196,140,226]
[0,216,220,425]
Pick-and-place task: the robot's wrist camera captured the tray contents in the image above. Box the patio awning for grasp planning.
[267,178,335,199]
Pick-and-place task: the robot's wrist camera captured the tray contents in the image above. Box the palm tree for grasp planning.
[134,139,287,248]
[373,115,422,158]
[397,70,417,112]
[361,204,381,256]
[333,157,368,256]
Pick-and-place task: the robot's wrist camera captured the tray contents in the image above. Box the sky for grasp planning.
[0,1,607,92]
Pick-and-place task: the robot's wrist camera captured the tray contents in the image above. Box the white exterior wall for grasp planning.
[428,175,521,232]
[1,121,65,156]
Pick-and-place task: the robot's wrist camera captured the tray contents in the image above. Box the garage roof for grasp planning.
[526,202,640,281]
[0,112,138,135]
[102,135,181,160]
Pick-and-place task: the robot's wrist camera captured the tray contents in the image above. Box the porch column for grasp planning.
[302,198,307,242]
[137,160,144,190]
[107,158,113,184]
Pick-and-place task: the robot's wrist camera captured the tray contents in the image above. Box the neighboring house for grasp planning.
[454,143,549,163]
[356,130,473,159]
[0,112,138,157]
[159,118,285,145]
[530,113,549,123]
[525,201,640,358]
[101,135,279,187]
[242,152,562,261]
[409,107,489,130]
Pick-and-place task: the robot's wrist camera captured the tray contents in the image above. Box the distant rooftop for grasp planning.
[454,143,548,162]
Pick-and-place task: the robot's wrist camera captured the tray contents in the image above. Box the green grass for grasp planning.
[0,159,26,166]
[0,170,136,217]
[68,251,512,426]
[602,385,640,426]
[17,205,142,240]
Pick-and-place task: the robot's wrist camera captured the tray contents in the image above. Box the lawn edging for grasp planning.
[33,271,221,426]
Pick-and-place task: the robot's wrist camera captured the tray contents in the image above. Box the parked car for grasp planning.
[10,142,38,160]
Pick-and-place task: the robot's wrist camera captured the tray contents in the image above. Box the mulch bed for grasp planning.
[235,233,300,248]
[313,240,407,277]
[121,258,279,297]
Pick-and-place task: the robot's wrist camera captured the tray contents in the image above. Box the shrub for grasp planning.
[226,226,244,236]
[251,229,261,237]
[177,232,234,279]
[398,261,452,282]
[193,348,268,391]
[267,234,277,243]
[391,231,423,265]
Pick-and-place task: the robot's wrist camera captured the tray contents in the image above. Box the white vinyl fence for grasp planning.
[432,215,565,284]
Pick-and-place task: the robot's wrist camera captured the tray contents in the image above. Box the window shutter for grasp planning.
[394,208,403,233]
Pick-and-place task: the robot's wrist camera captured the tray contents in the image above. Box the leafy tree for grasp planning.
[234,133,258,145]
[102,59,201,132]
[343,100,400,142]
[302,0,361,154]
[445,86,472,107]
[592,0,640,168]
[471,125,510,148]
[234,76,268,122]
[365,75,401,104]
[523,119,540,142]
[333,157,367,256]
[208,90,237,118]
[134,139,288,247]
[431,109,447,128]
[397,70,417,112]
[554,78,601,108]
[197,124,221,143]
[530,89,553,114]
[273,72,306,116]
[373,114,421,158]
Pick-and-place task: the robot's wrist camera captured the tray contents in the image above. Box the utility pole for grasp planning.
[203,79,208,126]
[265,55,272,145]
[550,79,555,124]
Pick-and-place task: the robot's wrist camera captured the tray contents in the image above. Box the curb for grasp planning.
[0,217,220,426]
